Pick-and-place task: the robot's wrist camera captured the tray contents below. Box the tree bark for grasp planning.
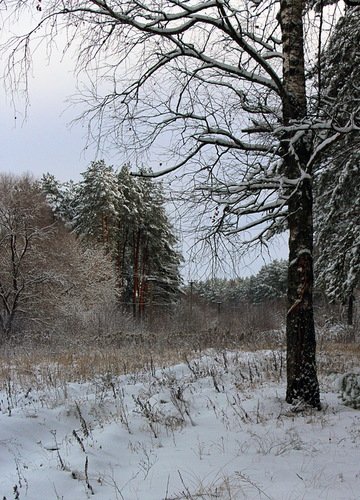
[347,293,354,327]
[132,229,141,318]
[286,174,320,407]
[280,0,320,407]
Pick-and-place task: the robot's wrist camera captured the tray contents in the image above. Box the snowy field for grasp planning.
[1,347,359,499]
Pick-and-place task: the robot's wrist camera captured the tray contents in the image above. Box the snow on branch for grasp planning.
[2,0,352,260]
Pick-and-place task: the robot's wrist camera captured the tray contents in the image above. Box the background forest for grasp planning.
[0,163,357,348]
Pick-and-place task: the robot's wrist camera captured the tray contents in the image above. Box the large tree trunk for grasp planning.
[286,174,320,407]
[280,0,320,407]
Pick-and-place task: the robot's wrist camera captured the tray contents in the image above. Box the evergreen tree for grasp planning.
[314,8,360,322]
[41,174,79,223]
[74,160,122,251]
[252,260,288,304]
[41,173,63,216]
[41,162,183,310]
[130,169,183,315]
[193,259,287,306]
[115,164,141,301]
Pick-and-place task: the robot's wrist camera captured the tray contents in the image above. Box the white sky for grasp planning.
[1,52,114,182]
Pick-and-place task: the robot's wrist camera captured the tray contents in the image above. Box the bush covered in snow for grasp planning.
[339,373,360,409]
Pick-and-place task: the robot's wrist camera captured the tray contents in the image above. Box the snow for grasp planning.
[1,349,360,499]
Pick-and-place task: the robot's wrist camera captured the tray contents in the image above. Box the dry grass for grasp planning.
[0,297,358,389]
[0,345,186,387]
[0,318,286,387]
[317,342,360,378]
[0,323,358,391]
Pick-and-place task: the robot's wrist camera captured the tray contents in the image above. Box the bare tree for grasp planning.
[2,0,358,405]
[0,174,119,343]
[0,174,54,338]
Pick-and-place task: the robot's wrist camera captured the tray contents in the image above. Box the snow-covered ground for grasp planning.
[1,348,359,499]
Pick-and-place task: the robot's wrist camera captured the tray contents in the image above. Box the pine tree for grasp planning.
[115,164,141,301]
[252,260,288,304]
[41,174,79,222]
[130,169,182,316]
[42,162,183,311]
[314,7,360,323]
[74,160,122,251]
[41,173,63,216]
[193,259,287,306]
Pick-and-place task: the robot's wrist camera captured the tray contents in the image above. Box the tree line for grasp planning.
[192,260,288,306]
[0,173,117,341]
[0,164,183,342]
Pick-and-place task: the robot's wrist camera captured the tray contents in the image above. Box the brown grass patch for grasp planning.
[0,325,358,389]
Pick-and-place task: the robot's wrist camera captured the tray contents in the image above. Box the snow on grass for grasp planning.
[1,348,359,499]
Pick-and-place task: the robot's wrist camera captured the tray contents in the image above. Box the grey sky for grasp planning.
[1,53,110,182]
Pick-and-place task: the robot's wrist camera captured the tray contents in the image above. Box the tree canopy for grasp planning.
[0,174,117,342]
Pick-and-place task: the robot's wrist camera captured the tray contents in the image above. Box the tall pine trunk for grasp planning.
[280,0,320,407]
[138,242,149,317]
[133,229,141,318]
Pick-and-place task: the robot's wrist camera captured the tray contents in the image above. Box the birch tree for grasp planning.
[3,0,358,406]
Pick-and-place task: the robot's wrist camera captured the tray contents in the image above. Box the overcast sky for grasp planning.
[1,51,115,182]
